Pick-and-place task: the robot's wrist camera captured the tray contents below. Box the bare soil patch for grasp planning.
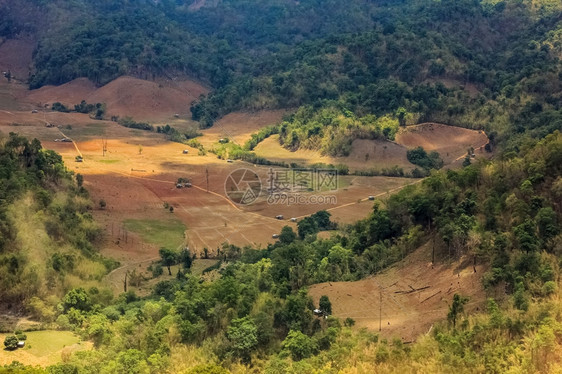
[26,78,97,107]
[0,38,34,79]
[343,138,413,171]
[395,123,489,164]
[309,241,487,342]
[26,76,209,122]
[199,110,287,148]
[88,76,208,121]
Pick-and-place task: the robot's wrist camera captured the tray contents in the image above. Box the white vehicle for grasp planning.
[272,234,279,239]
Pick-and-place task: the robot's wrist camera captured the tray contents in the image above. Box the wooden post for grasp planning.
[379,289,382,332]
[123,271,128,292]
[206,167,209,193]
[432,236,435,265]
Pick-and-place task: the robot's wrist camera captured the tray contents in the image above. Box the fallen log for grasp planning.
[394,285,431,294]
[421,290,441,303]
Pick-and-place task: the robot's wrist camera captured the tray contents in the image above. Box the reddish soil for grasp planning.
[26,76,210,121]
[396,123,489,164]
[88,76,209,121]
[309,241,488,342]
[26,78,97,107]
[343,138,413,171]
[199,110,288,148]
[0,38,34,79]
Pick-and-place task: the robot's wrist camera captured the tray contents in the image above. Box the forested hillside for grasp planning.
[0,133,114,318]
[1,0,562,372]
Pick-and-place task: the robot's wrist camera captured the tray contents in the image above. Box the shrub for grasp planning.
[15,331,27,341]
[118,117,153,131]
[542,281,557,296]
[282,330,318,360]
[52,102,70,113]
[344,317,356,327]
[63,288,92,312]
[151,264,164,278]
[407,146,443,170]
[188,364,229,374]
[3,335,18,350]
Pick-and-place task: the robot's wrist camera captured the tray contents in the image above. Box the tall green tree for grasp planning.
[159,248,178,275]
[447,293,468,328]
[226,316,258,363]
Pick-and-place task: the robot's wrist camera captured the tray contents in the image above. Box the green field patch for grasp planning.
[191,259,220,276]
[97,159,120,164]
[0,330,81,358]
[70,123,106,139]
[124,218,186,249]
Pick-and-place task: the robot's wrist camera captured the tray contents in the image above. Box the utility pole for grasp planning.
[206,167,209,192]
[430,221,435,265]
[379,289,382,332]
[123,271,128,292]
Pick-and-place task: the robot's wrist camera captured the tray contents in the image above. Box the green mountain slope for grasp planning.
[0,133,115,320]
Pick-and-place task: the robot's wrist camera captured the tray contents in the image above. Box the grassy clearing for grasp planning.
[123,218,186,249]
[70,123,106,139]
[159,119,201,133]
[0,330,87,366]
[97,159,120,164]
[191,259,219,276]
